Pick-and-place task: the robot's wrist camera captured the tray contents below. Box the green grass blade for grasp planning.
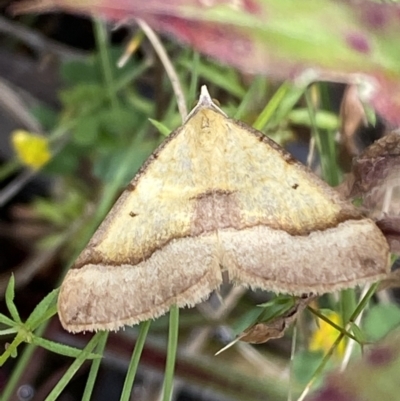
[44,333,102,401]
[162,305,179,401]
[120,321,151,401]
[93,18,119,110]
[82,332,109,401]
[148,118,171,136]
[234,76,267,120]
[253,81,290,130]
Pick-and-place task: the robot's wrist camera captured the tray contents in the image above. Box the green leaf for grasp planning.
[31,104,59,131]
[34,198,69,226]
[43,142,81,175]
[233,295,295,335]
[267,84,307,130]
[253,82,306,131]
[99,108,139,138]
[256,300,295,324]
[61,57,101,85]
[257,294,294,308]
[231,307,265,335]
[364,304,400,341]
[288,108,339,131]
[59,84,106,115]
[31,336,101,359]
[148,118,171,137]
[25,289,59,330]
[362,101,377,127]
[93,140,155,184]
[0,159,20,182]
[72,116,100,146]
[5,275,21,323]
[0,313,16,327]
[0,327,18,335]
[349,322,367,344]
[293,349,326,385]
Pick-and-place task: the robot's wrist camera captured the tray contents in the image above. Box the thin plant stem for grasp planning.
[296,327,344,401]
[162,305,180,401]
[296,282,379,401]
[1,324,45,401]
[116,58,151,91]
[93,17,119,111]
[82,332,109,401]
[306,136,315,167]
[44,333,103,401]
[288,322,298,401]
[120,321,152,401]
[340,285,371,372]
[253,81,290,130]
[137,19,187,122]
[307,307,359,343]
[305,86,340,186]
[305,88,322,168]
[340,289,356,329]
[350,283,379,318]
[234,76,266,120]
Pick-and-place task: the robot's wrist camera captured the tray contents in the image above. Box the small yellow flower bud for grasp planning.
[309,311,345,357]
[11,130,51,170]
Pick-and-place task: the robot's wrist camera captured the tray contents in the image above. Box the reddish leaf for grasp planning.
[305,329,400,401]
[10,0,400,125]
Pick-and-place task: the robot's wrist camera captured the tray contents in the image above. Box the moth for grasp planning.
[58,86,389,332]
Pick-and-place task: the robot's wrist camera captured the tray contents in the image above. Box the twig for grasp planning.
[136,19,187,122]
[306,136,316,168]
[339,285,370,372]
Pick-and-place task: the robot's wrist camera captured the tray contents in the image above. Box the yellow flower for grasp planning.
[309,310,345,357]
[12,130,51,170]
